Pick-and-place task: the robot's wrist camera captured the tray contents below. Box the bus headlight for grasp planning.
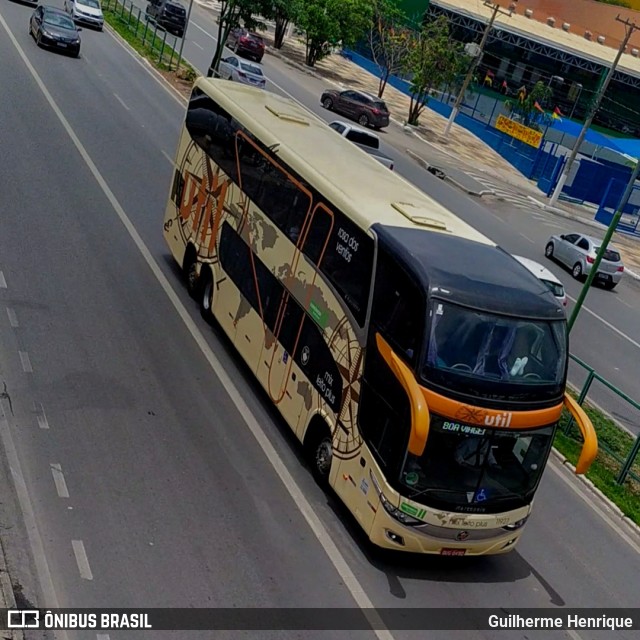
[369,471,422,527]
[502,516,529,531]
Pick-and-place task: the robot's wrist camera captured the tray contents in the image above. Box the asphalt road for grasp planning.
[163,2,640,434]
[0,2,639,640]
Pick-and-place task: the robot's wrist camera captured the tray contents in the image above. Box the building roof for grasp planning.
[198,77,493,245]
[433,0,640,79]
[374,225,563,319]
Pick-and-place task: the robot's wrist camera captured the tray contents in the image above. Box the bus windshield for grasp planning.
[423,300,567,402]
[400,419,555,512]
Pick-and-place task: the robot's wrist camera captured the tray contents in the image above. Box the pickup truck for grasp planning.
[328,121,394,170]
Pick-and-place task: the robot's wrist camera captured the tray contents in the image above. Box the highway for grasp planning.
[0,1,639,639]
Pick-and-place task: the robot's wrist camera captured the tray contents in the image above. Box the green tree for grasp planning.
[403,16,467,126]
[260,0,303,49]
[367,0,411,98]
[297,0,374,67]
[207,0,265,77]
[505,81,553,129]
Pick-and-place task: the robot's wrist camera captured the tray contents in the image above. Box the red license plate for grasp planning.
[440,548,466,556]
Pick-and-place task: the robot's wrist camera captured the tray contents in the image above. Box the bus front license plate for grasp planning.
[440,548,466,556]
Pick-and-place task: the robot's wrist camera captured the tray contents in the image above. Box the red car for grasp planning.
[226,28,265,63]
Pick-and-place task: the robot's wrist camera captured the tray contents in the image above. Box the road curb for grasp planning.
[527,197,640,280]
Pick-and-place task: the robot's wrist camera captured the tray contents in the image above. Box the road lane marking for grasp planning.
[72,540,94,580]
[550,461,640,555]
[0,271,6,288]
[518,232,535,244]
[6,308,18,327]
[34,401,50,429]
[162,149,176,166]
[97,635,110,640]
[566,294,640,351]
[192,40,203,50]
[50,463,70,498]
[3,17,394,638]
[114,92,130,111]
[19,351,33,373]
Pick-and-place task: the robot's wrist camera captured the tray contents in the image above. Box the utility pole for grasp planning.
[176,0,194,72]
[549,15,639,205]
[442,1,513,138]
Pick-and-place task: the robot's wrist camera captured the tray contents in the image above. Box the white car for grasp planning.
[64,0,104,30]
[218,56,266,89]
[514,255,567,307]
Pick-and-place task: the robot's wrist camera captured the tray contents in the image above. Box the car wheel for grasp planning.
[358,113,369,127]
[545,242,554,259]
[322,97,333,110]
[36,32,43,47]
[572,262,583,280]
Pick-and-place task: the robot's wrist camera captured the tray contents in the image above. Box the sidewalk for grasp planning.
[261,34,640,279]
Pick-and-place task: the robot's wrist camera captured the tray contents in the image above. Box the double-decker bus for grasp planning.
[163,78,597,556]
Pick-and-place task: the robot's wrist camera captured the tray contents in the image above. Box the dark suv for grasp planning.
[225,28,265,62]
[320,89,390,129]
[146,0,186,38]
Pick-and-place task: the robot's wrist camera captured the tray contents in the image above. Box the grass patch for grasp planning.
[103,3,198,93]
[553,391,640,526]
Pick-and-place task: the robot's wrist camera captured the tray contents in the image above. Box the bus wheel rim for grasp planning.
[316,440,332,475]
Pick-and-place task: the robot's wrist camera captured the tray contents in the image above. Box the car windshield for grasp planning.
[44,12,76,28]
[423,300,567,401]
[595,247,621,262]
[541,279,564,297]
[399,419,554,512]
[78,0,100,7]
[240,63,263,76]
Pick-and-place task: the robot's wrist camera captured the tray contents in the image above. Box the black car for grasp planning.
[30,5,81,57]
[146,0,186,38]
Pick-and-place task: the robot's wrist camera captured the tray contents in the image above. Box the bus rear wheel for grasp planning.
[305,420,333,486]
[182,246,199,298]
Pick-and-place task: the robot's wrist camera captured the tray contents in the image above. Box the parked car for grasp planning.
[146,0,186,38]
[513,255,567,307]
[321,89,390,129]
[30,5,81,57]
[225,28,265,62]
[328,121,394,170]
[218,56,266,89]
[64,0,103,30]
[544,232,624,290]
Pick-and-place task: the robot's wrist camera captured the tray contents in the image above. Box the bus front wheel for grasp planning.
[182,246,199,298]
[199,267,215,325]
[305,420,333,486]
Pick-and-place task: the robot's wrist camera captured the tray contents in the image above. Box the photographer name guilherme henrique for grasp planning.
[488,614,635,630]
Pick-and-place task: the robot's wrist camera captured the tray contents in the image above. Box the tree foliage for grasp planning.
[504,81,553,130]
[296,0,374,67]
[402,16,467,126]
[259,0,303,49]
[367,0,411,98]
[207,0,265,77]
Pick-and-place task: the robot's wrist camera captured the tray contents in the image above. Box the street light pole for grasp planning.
[549,15,638,206]
[567,158,640,333]
[442,1,512,138]
[176,0,194,72]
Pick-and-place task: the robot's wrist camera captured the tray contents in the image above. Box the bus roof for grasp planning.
[195,77,494,246]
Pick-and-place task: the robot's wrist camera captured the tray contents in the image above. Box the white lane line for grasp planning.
[6,308,18,327]
[50,463,70,498]
[192,40,204,50]
[550,462,640,555]
[617,297,635,310]
[162,149,176,167]
[72,540,94,580]
[113,92,130,111]
[518,232,535,244]
[34,401,50,430]
[191,21,214,39]
[19,351,33,373]
[4,18,393,639]
[566,294,640,351]
[0,271,6,288]
[97,635,111,640]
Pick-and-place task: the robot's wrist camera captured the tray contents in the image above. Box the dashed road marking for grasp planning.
[192,40,203,50]
[161,149,176,166]
[113,93,130,111]
[72,540,93,580]
[50,463,70,498]
[19,351,33,373]
[34,401,50,429]
[0,271,6,288]
[6,307,18,327]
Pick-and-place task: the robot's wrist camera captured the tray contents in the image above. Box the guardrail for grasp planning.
[565,353,640,485]
[102,0,180,70]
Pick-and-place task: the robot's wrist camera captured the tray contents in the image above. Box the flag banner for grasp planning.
[2,608,638,631]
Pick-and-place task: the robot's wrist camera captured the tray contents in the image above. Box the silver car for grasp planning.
[544,232,624,290]
[218,56,266,89]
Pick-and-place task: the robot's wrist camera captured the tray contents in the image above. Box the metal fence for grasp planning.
[102,0,180,70]
[565,353,640,486]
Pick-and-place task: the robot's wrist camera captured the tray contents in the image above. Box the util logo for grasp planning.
[484,412,513,427]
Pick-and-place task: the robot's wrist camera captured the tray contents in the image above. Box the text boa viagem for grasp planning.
[488,614,633,630]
